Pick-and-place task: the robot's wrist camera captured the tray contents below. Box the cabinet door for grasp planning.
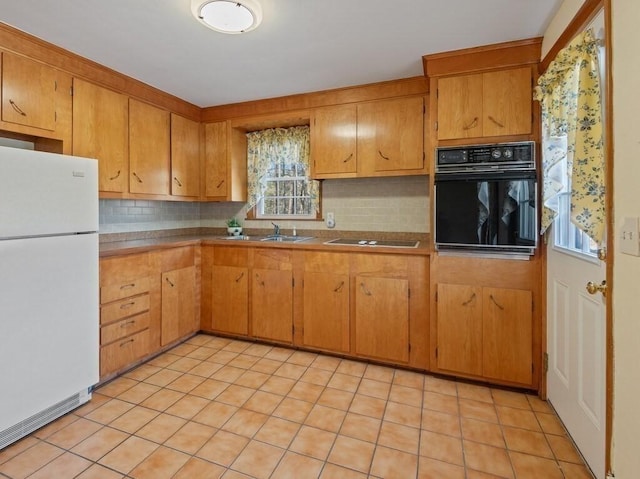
[436,283,483,376]
[252,268,293,343]
[436,74,483,140]
[161,265,196,346]
[204,121,228,198]
[311,104,357,177]
[170,114,200,197]
[302,271,350,353]
[482,67,532,137]
[482,287,532,385]
[355,276,409,363]
[2,53,57,131]
[358,97,425,173]
[211,265,249,335]
[73,79,128,193]
[129,99,170,195]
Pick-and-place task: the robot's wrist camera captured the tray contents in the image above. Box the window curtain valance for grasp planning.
[246,125,320,213]
[534,28,605,245]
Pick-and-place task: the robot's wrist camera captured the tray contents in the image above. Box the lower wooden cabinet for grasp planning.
[161,265,196,346]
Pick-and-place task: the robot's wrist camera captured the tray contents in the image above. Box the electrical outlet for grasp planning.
[620,217,640,256]
[326,212,335,228]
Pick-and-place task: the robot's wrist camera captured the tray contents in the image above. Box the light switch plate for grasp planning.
[620,216,640,256]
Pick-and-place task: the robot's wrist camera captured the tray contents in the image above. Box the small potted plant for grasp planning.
[226,218,243,236]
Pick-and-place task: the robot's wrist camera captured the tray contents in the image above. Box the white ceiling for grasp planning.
[1,0,562,108]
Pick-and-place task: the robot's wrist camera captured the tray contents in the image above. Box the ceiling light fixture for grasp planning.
[191,0,262,34]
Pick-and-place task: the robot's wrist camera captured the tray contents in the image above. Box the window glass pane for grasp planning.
[263,198,276,216]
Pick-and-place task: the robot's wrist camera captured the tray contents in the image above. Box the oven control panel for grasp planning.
[436,141,535,172]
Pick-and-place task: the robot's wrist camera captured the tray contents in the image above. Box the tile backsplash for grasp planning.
[99,176,429,234]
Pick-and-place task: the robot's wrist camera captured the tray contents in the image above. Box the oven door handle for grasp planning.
[434,170,537,182]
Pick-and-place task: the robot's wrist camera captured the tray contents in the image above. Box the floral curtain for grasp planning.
[246,125,320,214]
[534,29,605,245]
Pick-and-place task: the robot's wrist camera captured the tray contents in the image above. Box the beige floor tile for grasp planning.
[357,378,391,400]
[503,426,553,458]
[289,425,337,460]
[260,375,296,395]
[287,380,325,402]
[393,370,425,390]
[71,427,129,461]
[85,398,135,425]
[310,355,342,372]
[222,340,252,353]
[274,362,307,380]
[164,421,217,454]
[327,372,361,392]
[0,437,40,465]
[147,352,181,368]
[164,394,210,419]
[491,389,532,409]
[463,440,514,478]
[144,368,183,387]
[98,436,159,474]
[188,360,223,377]
[129,446,190,479]
[230,440,284,479]
[363,364,395,383]
[251,357,284,374]
[317,388,355,411]
[378,421,420,454]
[558,461,594,478]
[216,384,256,407]
[536,411,567,435]
[212,365,247,383]
[243,390,284,415]
[117,382,161,404]
[547,434,584,463]
[421,409,461,437]
[349,394,387,419]
[171,342,199,356]
[173,457,226,479]
[186,346,217,360]
[305,404,347,433]
[336,359,367,377]
[140,388,186,412]
[75,463,125,479]
[228,354,259,370]
[424,391,460,415]
[424,376,458,397]
[420,429,464,465]
[98,377,138,397]
[465,471,509,479]
[327,435,375,474]
[370,445,418,478]
[271,451,324,479]
[208,350,239,365]
[243,342,273,358]
[527,395,554,413]
[234,370,270,389]
[189,378,229,400]
[510,451,564,479]
[300,366,333,386]
[192,400,239,428]
[457,383,494,403]
[0,442,64,479]
[196,430,249,467]
[254,417,300,449]
[46,417,103,449]
[166,373,206,393]
[135,413,187,443]
[287,350,318,366]
[273,397,314,423]
[496,405,542,431]
[222,469,253,478]
[167,356,202,372]
[340,412,382,443]
[319,463,368,479]
[384,401,422,427]
[124,364,162,382]
[459,398,498,423]
[417,456,465,479]
[461,417,505,447]
[264,346,294,362]
[222,409,269,437]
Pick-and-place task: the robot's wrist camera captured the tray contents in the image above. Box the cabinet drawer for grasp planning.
[100,277,150,304]
[100,329,150,378]
[101,312,150,344]
[100,253,151,286]
[101,294,150,325]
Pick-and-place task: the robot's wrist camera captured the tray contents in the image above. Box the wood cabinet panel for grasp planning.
[482,68,532,138]
[72,78,129,193]
[100,277,150,304]
[101,312,150,344]
[311,104,357,177]
[204,121,229,199]
[170,113,200,197]
[436,74,484,140]
[100,253,151,285]
[436,283,482,376]
[211,265,249,335]
[161,265,196,346]
[354,275,409,363]
[1,52,57,131]
[100,294,150,325]
[482,287,533,385]
[302,271,350,353]
[129,98,170,194]
[252,268,293,343]
[100,329,150,378]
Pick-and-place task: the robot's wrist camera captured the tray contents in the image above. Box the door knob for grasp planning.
[586,280,607,297]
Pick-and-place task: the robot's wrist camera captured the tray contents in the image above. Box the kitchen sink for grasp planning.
[324,238,420,248]
[260,235,314,243]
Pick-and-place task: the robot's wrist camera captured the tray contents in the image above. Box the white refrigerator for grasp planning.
[0,146,99,449]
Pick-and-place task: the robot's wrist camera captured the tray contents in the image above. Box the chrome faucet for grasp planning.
[271,222,280,236]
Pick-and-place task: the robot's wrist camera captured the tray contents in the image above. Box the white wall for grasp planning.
[543,0,640,476]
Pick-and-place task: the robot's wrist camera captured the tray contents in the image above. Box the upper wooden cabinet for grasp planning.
[357,96,425,175]
[1,53,57,131]
[170,113,201,197]
[129,99,170,195]
[436,67,532,140]
[72,79,129,193]
[311,96,427,179]
[203,121,229,199]
[311,104,357,178]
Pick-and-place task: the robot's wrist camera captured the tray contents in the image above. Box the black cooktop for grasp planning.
[324,238,419,248]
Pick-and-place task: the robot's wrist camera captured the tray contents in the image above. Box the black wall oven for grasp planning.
[434,142,537,255]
